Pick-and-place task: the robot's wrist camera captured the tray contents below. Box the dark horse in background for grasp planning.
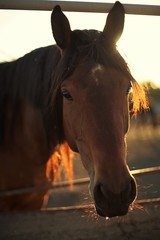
[0,2,148,217]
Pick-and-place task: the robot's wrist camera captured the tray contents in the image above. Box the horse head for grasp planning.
[51,2,142,218]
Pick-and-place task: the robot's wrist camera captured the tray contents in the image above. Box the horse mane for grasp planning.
[0,45,60,144]
[46,142,73,186]
[130,79,148,115]
[0,45,74,185]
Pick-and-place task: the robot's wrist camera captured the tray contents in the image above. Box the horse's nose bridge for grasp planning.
[97,173,132,195]
[94,160,132,195]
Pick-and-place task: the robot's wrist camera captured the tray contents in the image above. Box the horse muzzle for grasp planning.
[93,176,137,218]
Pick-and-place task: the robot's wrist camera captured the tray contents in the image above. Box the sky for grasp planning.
[0,0,160,87]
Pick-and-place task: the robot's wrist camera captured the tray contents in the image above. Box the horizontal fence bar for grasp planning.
[0,166,159,197]
[131,166,160,176]
[42,197,160,213]
[0,0,160,16]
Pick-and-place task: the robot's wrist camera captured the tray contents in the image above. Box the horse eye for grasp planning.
[61,89,73,101]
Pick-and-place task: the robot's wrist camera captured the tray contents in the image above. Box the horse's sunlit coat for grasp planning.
[0,1,148,217]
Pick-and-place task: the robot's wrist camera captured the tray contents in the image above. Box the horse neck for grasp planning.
[0,46,64,154]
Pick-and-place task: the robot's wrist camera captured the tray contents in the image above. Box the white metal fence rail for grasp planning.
[0,166,160,197]
[0,0,160,15]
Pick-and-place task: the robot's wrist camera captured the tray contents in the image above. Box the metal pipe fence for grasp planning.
[0,0,160,15]
[0,166,159,197]
[42,197,160,213]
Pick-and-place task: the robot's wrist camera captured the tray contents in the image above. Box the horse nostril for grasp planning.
[94,177,137,207]
[93,178,137,217]
[94,183,108,206]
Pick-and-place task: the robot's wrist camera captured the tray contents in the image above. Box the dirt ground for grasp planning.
[0,203,160,240]
[0,125,160,239]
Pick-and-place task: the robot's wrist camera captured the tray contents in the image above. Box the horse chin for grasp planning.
[95,204,129,218]
[89,183,129,218]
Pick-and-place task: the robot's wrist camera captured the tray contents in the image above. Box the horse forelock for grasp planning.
[51,29,131,86]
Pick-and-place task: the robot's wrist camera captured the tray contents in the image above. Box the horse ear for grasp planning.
[51,5,71,50]
[103,1,125,44]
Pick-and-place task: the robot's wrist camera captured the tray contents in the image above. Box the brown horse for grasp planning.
[0,2,147,217]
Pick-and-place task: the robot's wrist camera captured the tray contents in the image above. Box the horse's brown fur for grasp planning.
[0,2,148,214]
